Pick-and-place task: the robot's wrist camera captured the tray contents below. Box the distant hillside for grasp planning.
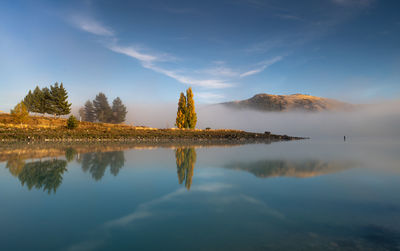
[222,93,354,112]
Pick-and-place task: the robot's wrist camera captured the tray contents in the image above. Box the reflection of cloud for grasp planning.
[105,182,232,227]
[217,194,285,219]
[105,211,152,227]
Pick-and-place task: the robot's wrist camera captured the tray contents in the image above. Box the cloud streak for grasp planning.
[240,56,283,77]
[71,16,114,36]
[69,14,283,96]
[108,44,233,89]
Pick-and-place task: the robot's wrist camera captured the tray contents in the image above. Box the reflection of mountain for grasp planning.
[225,159,355,178]
[81,151,125,180]
[175,148,197,190]
[6,158,67,194]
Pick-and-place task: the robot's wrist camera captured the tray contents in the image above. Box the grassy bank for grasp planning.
[0,113,304,142]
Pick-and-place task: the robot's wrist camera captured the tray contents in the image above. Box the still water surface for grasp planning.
[0,140,399,250]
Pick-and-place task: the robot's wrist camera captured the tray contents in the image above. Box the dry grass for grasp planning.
[0,113,303,142]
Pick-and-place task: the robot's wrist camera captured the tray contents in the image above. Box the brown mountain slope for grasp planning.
[222,93,354,112]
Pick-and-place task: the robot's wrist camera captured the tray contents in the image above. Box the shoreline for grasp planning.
[0,113,306,143]
[0,131,305,143]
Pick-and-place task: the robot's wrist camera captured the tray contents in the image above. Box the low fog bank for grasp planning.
[120,101,400,140]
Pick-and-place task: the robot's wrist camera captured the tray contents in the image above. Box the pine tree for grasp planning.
[175,92,186,129]
[50,82,71,116]
[32,86,44,114]
[111,97,127,124]
[84,100,96,122]
[186,87,197,129]
[93,92,112,123]
[10,101,29,124]
[23,90,35,113]
[78,107,86,121]
[41,87,53,115]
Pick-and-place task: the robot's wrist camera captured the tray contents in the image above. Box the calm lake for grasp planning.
[0,139,399,250]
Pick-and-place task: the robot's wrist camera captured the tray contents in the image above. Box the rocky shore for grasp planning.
[0,113,305,143]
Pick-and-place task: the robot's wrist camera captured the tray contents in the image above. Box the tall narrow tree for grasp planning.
[93,92,112,123]
[175,92,186,129]
[111,97,127,124]
[84,100,96,122]
[186,87,197,129]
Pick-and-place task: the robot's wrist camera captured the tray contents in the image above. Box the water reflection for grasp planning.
[225,159,355,178]
[80,151,126,180]
[4,148,126,193]
[2,145,357,194]
[6,158,67,194]
[175,148,197,190]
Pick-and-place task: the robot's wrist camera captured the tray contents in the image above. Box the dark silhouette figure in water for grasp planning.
[175,148,197,190]
[344,136,346,141]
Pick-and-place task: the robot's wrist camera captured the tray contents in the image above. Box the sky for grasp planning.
[0,0,399,111]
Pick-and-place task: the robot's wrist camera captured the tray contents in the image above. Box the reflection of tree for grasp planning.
[65,147,78,162]
[10,159,68,194]
[175,148,197,190]
[6,157,26,177]
[81,151,125,180]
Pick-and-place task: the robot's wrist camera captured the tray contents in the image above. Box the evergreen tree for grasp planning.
[111,97,127,124]
[23,90,35,113]
[78,107,86,121]
[50,82,71,116]
[32,86,45,114]
[186,87,197,129]
[10,101,29,124]
[175,92,186,129]
[84,100,96,122]
[93,92,112,122]
[67,115,79,129]
[41,87,53,115]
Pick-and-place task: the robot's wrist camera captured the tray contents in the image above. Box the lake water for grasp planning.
[0,139,399,250]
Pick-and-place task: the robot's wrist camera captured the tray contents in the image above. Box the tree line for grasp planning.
[79,92,127,123]
[23,83,71,116]
[176,87,197,129]
[12,82,198,129]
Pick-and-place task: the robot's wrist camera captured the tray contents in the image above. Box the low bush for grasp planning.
[67,115,79,129]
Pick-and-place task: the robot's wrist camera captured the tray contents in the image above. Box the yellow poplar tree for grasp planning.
[175,92,186,128]
[186,87,197,129]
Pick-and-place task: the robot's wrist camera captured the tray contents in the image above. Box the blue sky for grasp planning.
[0,0,399,110]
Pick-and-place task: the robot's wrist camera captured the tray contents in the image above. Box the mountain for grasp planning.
[222,93,354,112]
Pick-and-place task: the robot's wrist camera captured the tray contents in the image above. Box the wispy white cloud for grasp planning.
[240,56,283,77]
[69,14,284,91]
[108,44,232,89]
[108,45,159,63]
[71,16,114,36]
